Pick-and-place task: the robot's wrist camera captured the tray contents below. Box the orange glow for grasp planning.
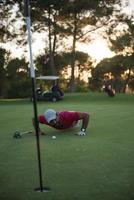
[77,38,114,63]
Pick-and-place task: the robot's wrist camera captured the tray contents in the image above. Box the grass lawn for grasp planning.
[0,92,134,200]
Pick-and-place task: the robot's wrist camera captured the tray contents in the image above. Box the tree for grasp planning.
[0,0,24,44]
[0,48,7,97]
[105,13,134,92]
[58,0,121,92]
[6,58,31,98]
[108,16,134,54]
[21,0,121,92]
[1,0,124,95]
[35,50,91,91]
[30,0,69,75]
[90,54,134,93]
[0,0,13,42]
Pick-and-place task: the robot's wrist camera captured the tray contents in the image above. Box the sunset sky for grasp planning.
[1,0,134,62]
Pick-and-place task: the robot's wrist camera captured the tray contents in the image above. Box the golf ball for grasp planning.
[52,135,56,139]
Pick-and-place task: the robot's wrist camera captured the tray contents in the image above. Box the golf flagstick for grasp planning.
[24,0,49,192]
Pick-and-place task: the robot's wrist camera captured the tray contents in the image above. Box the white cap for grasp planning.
[44,109,57,123]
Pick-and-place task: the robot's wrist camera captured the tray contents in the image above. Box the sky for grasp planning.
[122,0,134,15]
[77,0,134,62]
[1,0,134,62]
[78,0,134,62]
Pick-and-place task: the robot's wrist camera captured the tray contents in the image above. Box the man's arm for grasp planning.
[75,112,89,135]
[78,112,89,131]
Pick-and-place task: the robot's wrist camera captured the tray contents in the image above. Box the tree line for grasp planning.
[0,0,134,98]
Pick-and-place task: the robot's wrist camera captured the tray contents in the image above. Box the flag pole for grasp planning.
[24,0,49,192]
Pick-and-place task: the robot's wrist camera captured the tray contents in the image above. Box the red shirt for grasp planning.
[38,111,79,130]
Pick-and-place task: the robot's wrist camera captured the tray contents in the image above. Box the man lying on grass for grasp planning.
[33,109,89,136]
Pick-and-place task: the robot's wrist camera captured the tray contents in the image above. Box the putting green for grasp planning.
[0,92,134,200]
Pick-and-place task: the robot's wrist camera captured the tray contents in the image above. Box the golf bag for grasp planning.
[104,86,115,97]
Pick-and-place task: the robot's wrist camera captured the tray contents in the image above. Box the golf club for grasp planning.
[13,130,33,139]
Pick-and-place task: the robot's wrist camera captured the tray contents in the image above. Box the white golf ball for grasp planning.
[52,135,56,139]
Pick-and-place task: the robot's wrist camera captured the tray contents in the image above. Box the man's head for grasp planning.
[44,109,57,124]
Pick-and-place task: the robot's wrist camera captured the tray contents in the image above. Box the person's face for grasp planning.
[49,115,59,126]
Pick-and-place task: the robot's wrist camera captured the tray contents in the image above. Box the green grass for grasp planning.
[0,92,134,200]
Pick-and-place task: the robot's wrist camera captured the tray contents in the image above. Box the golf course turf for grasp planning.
[0,92,134,200]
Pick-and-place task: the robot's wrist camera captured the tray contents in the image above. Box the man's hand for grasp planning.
[76,130,86,136]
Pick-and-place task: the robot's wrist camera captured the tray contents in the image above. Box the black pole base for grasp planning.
[34,187,50,192]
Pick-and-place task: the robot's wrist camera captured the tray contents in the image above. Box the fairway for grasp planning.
[0,92,134,200]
